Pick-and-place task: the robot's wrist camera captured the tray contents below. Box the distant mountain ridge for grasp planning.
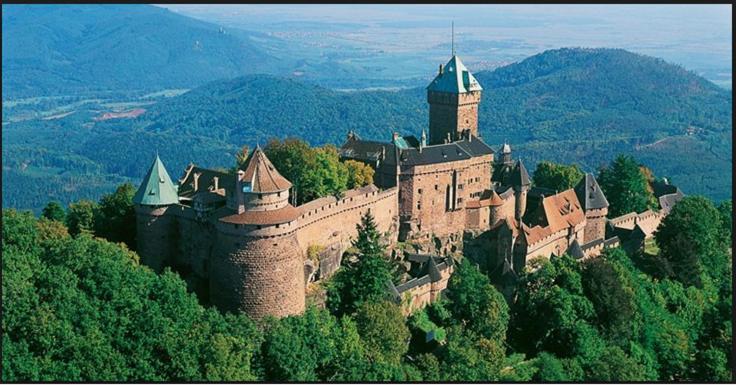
[2,4,287,99]
[2,48,732,212]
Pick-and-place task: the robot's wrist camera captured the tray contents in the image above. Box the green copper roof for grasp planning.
[393,135,410,149]
[133,155,179,206]
[427,55,483,94]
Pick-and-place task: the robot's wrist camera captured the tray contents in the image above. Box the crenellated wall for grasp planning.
[295,186,399,279]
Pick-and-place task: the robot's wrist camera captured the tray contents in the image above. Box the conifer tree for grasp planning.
[327,210,393,316]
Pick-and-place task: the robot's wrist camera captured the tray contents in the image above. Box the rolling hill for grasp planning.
[1,4,289,99]
[2,48,732,212]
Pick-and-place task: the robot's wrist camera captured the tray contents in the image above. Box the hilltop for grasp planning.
[1,4,287,99]
[2,48,732,212]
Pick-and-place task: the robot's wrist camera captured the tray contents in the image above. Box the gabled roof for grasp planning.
[240,147,292,193]
[575,173,609,211]
[178,164,234,198]
[133,155,179,206]
[488,190,504,206]
[522,189,585,246]
[427,55,483,93]
[510,160,531,187]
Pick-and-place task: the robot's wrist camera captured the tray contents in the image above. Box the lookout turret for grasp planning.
[133,154,179,272]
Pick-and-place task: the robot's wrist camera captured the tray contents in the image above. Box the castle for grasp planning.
[134,53,683,319]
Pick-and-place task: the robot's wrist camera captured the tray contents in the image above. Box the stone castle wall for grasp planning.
[583,207,608,244]
[399,156,493,240]
[525,223,586,261]
[295,186,399,279]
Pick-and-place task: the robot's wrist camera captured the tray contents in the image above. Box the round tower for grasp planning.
[210,147,305,319]
[488,190,505,227]
[512,160,531,221]
[133,154,180,272]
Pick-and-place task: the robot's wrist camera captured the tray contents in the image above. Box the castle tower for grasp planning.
[488,190,505,227]
[211,147,305,319]
[426,55,483,145]
[511,160,531,221]
[575,173,609,244]
[133,154,180,272]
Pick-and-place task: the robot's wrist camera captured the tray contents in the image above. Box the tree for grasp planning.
[597,154,657,217]
[94,183,137,248]
[344,160,374,189]
[264,138,315,205]
[533,352,583,382]
[2,211,263,381]
[41,201,66,222]
[509,255,596,358]
[716,200,732,247]
[581,346,648,381]
[301,145,348,200]
[446,259,509,342]
[655,196,725,288]
[326,211,394,316]
[532,161,584,191]
[265,138,375,205]
[581,258,637,344]
[65,200,98,236]
[233,144,250,171]
[261,306,341,381]
[437,326,505,381]
[354,301,410,365]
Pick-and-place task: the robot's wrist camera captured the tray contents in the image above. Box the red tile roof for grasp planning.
[241,147,292,193]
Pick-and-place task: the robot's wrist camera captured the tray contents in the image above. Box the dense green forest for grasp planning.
[1,5,289,99]
[3,48,732,213]
[2,153,732,381]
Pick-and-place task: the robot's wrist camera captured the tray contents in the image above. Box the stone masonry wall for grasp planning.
[400,155,492,240]
[210,227,305,319]
[135,205,175,272]
[583,207,608,244]
[296,187,399,275]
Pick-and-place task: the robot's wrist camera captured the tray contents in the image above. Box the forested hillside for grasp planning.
[1,4,288,99]
[3,170,732,380]
[2,48,732,213]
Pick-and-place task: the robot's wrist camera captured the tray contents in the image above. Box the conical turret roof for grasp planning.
[240,147,292,193]
[574,173,609,210]
[427,55,483,93]
[133,154,179,206]
[510,160,531,187]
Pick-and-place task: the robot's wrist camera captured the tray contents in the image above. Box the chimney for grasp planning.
[392,131,400,142]
[446,132,451,144]
[439,64,444,75]
[213,176,219,191]
[193,172,201,191]
[236,170,245,214]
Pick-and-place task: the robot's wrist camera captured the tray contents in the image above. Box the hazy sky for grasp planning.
[159,4,732,86]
